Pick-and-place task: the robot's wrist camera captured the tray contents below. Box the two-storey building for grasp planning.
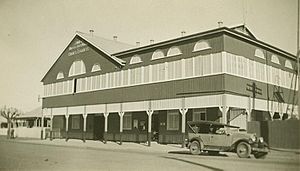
[41,25,298,145]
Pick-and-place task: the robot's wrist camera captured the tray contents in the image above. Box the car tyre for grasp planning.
[236,142,251,158]
[190,141,201,155]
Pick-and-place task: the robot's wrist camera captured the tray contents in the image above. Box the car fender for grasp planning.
[189,137,204,150]
[231,138,250,151]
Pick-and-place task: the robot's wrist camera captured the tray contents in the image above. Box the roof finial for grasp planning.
[181,31,186,37]
[218,21,223,28]
[113,35,118,41]
[136,42,140,47]
[89,29,94,36]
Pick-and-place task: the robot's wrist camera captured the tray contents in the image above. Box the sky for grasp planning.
[0,0,298,113]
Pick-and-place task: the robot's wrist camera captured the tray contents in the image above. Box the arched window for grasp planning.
[151,50,165,60]
[271,55,280,64]
[91,63,101,72]
[193,41,211,52]
[285,60,293,69]
[254,49,265,59]
[69,60,86,76]
[130,55,142,64]
[167,46,182,57]
[56,72,64,79]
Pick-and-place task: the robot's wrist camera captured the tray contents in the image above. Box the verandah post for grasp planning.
[103,112,109,144]
[118,112,124,145]
[146,110,154,147]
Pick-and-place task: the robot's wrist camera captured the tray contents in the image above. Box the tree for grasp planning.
[0,106,21,139]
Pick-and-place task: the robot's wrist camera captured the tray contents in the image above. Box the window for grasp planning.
[56,72,64,79]
[57,82,63,95]
[193,41,211,52]
[69,60,86,76]
[167,110,179,130]
[63,81,68,94]
[123,113,132,130]
[285,60,293,69]
[185,57,194,77]
[52,83,57,95]
[130,55,142,64]
[271,55,280,65]
[152,64,159,82]
[167,46,182,57]
[152,50,165,60]
[87,77,92,90]
[91,63,101,72]
[115,71,121,87]
[213,53,222,74]
[122,70,129,86]
[91,76,96,90]
[144,66,150,83]
[174,60,182,78]
[193,109,206,121]
[101,74,106,88]
[194,56,203,76]
[71,115,80,129]
[203,55,211,75]
[254,49,265,59]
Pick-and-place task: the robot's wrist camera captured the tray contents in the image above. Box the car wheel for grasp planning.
[190,141,201,155]
[236,142,251,158]
[254,152,267,159]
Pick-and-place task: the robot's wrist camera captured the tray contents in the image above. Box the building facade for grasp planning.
[41,25,298,145]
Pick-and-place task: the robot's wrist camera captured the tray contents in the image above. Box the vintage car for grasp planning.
[185,121,268,159]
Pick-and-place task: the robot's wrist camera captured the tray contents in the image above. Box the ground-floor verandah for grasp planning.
[42,93,298,146]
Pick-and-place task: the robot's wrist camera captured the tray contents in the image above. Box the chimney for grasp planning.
[181,31,186,37]
[218,21,223,28]
[113,35,118,41]
[136,42,140,47]
[150,39,154,44]
[89,29,94,36]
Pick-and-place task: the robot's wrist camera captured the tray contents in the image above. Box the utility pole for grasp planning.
[297,0,300,119]
[246,82,262,120]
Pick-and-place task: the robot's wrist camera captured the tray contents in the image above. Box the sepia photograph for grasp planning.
[0,0,299,170]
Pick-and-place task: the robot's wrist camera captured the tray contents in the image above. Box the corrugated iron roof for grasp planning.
[18,107,42,118]
[76,31,134,56]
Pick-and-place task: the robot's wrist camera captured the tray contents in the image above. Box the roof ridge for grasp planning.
[75,31,134,47]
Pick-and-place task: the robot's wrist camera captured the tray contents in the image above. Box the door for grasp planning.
[94,115,105,140]
[152,112,159,142]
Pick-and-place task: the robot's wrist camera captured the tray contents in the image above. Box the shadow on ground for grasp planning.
[162,156,224,171]
[168,150,228,157]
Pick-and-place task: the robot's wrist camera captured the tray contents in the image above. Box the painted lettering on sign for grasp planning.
[68,40,89,56]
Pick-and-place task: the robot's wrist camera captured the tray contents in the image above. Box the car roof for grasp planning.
[187,120,240,128]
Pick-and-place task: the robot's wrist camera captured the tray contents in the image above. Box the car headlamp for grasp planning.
[249,135,257,143]
[258,137,264,143]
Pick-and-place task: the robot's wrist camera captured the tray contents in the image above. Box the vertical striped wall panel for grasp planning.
[86,104,105,114]
[123,101,148,112]
[68,106,84,115]
[107,103,121,113]
[185,95,221,109]
[52,107,67,116]
[151,98,182,110]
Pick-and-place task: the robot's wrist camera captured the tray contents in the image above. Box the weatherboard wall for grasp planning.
[42,36,119,85]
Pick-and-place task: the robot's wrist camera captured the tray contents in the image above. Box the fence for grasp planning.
[0,127,45,139]
[247,120,300,149]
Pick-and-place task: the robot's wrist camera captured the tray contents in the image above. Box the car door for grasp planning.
[207,134,231,150]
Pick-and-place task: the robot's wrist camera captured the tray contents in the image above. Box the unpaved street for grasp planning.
[0,140,299,171]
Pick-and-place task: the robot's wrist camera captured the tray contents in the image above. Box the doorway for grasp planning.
[151,112,159,142]
[93,114,105,140]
